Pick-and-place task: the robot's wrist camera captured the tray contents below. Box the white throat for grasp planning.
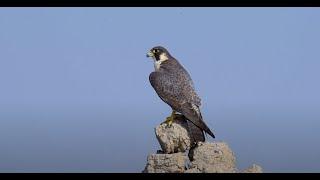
[153,53,169,71]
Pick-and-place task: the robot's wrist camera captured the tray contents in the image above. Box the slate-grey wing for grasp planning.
[149,71,181,110]
[149,71,215,139]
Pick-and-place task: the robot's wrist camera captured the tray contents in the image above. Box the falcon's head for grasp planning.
[146,46,172,62]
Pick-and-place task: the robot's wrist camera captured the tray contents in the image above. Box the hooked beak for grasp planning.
[146,51,154,58]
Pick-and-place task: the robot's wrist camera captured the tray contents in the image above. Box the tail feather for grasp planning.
[198,111,215,138]
[181,103,215,139]
[186,120,205,142]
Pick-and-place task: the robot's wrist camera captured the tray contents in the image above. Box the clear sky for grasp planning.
[0,8,320,172]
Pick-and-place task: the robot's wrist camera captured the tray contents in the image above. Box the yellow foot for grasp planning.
[161,110,176,128]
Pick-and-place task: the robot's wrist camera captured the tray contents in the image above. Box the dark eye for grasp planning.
[153,49,159,53]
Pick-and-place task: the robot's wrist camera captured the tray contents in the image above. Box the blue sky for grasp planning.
[0,8,319,172]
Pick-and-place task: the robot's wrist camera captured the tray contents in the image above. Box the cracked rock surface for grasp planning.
[142,152,187,173]
[187,142,237,173]
[143,120,263,173]
[155,116,193,154]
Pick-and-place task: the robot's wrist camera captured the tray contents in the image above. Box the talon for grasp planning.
[167,117,173,128]
[161,110,176,127]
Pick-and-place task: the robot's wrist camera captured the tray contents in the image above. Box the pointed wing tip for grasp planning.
[210,134,215,139]
[207,131,215,139]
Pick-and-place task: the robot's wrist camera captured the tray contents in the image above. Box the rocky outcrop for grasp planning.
[143,117,263,173]
[186,142,237,173]
[142,153,187,173]
[155,115,193,154]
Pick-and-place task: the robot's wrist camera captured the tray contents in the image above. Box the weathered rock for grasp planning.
[143,141,263,173]
[241,164,263,173]
[142,152,187,173]
[155,115,193,153]
[188,142,237,173]
[144,118,263,173]
[185,167,201,173]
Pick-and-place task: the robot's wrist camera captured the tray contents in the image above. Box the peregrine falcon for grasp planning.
[146,46,215,142]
